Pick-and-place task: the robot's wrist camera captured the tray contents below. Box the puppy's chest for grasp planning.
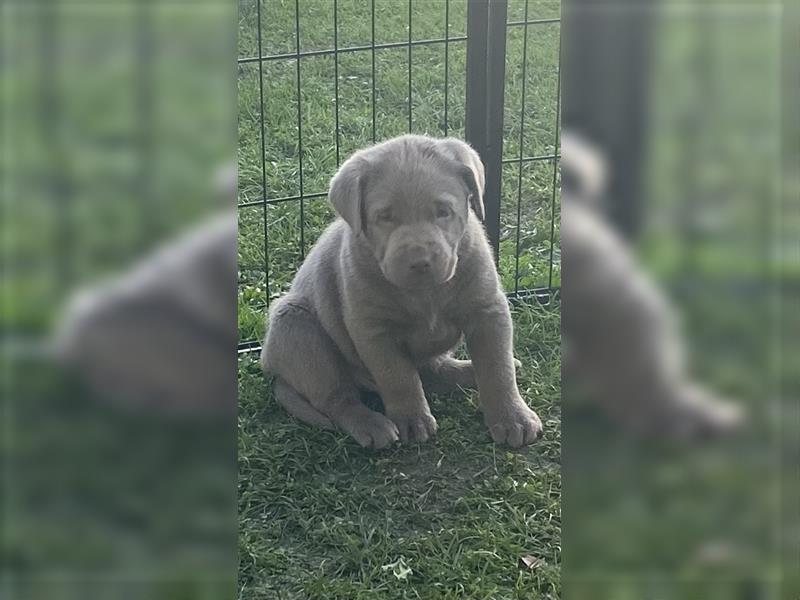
[396,300,461,359]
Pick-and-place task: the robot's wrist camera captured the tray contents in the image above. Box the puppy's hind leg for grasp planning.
[273,377,334,430]
[262,299,399,449]
[420,354,476,394]
[420,354,522,395]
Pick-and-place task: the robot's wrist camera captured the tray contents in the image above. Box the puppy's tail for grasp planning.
[273,377,336,430]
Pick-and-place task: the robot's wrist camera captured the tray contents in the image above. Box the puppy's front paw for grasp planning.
[484,398,542,448]
[387,409,438,444]
[338,408,400,449]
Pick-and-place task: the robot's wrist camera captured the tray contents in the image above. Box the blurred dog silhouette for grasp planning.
[561,131,743,438]
[52,167,237,416]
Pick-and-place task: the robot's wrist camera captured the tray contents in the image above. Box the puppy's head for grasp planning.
[329,135,485,290]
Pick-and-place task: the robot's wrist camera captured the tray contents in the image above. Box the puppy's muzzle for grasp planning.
[407,249,433,275]
[399,244,439,281]
[384,243,451,288]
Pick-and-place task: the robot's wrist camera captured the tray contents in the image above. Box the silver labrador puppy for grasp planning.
[261,135,543,449]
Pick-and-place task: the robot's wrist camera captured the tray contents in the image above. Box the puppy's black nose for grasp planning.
[409,258,431,273]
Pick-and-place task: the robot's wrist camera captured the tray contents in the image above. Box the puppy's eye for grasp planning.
[436,206,453,219]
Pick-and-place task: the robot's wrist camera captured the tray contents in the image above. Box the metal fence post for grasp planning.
[465,0,508,262]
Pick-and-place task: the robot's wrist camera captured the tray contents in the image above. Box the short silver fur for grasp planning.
[261,135,542,449]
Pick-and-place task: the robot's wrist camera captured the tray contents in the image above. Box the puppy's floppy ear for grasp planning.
[328,153,368,235]
[438,138,486,221]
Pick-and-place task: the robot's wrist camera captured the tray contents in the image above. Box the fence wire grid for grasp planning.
[237,0,561,351]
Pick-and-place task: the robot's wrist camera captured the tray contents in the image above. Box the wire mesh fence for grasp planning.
[237,0,561,349]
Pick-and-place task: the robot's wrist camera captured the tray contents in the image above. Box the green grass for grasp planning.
[238,301,561,600]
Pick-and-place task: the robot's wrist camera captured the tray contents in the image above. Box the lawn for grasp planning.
[236,0,563,598]
[238,301,561,599]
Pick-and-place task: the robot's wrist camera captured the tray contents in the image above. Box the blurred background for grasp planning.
[2,1,237,598]
[561,0,795,598]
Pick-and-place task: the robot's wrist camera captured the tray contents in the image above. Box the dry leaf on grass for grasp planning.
[518,555,544,570]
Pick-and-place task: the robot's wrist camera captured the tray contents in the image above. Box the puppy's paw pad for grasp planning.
[388,411,438,444]
[486,402,542,448]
